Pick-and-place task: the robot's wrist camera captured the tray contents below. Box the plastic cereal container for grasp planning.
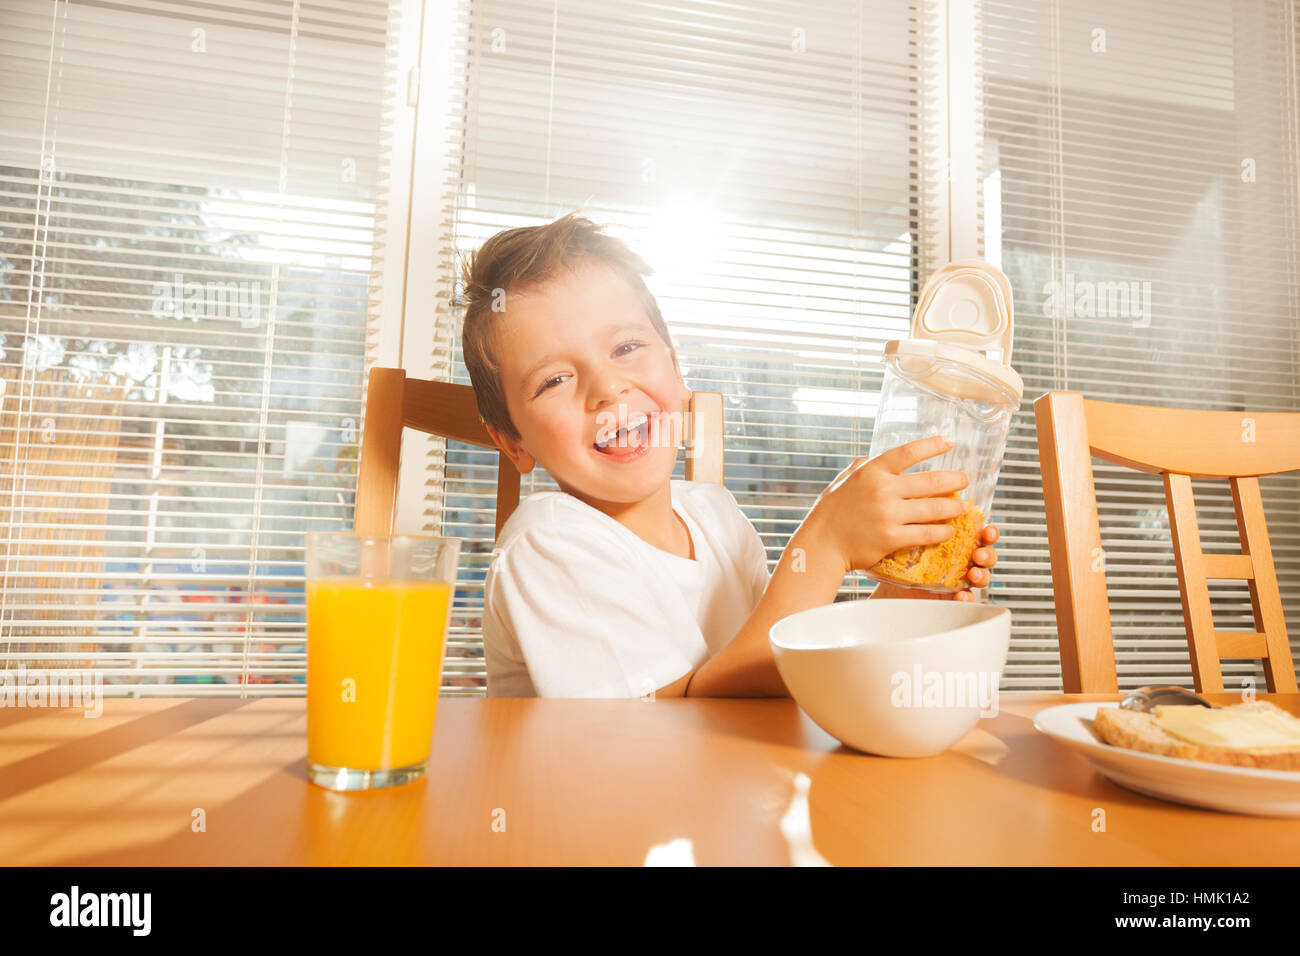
[863,259,1023,593]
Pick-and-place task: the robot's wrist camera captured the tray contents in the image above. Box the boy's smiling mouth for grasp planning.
[593,411,653,456]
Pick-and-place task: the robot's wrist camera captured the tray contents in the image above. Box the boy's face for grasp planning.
[484,259,692,505]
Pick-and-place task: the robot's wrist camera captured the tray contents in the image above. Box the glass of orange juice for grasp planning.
[305,532,461,791]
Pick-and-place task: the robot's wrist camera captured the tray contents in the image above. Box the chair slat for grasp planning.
[1230,476,1299,692]
[685,391,724,484]
[1164,472,1225,693]
[495,454,520,540]
[1033,391,1117,693]
[402,378,496,448]
[1082,399,1300,477]
[1216,632,1269,660]
[1200,554,1254,580]
[353,367,407,537]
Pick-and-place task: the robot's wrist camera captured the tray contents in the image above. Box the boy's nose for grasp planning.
[588,376,633,410]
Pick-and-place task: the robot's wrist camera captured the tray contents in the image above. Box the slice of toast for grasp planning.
[1092,700,1300,772]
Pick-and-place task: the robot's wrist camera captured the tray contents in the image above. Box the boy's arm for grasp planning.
[654,507,846,698]
[656,436,976,698]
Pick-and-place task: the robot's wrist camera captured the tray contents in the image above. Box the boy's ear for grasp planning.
[675,363,693,413]
[484,422,535,475]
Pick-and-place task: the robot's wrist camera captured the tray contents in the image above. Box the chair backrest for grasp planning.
[353,367,725,540]
[1034,390,1299,694]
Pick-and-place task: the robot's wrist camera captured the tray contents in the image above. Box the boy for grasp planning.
[462,213,999,698]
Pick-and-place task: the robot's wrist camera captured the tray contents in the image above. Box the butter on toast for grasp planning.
[1092,700,1300,772]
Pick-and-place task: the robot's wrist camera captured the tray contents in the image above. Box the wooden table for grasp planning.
[1,693,1297,865]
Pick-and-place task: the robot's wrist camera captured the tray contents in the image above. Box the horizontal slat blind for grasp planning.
[432,0,926,693]
[0,0,403,693]
[983,0,1300,689]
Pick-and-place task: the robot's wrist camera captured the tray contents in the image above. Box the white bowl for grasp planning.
[770,599,1010,757]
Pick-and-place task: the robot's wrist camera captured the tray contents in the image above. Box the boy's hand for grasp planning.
[810,435,969,577]
[871,525,999,602]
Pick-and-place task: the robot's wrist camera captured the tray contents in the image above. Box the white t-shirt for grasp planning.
[482,479,770,698]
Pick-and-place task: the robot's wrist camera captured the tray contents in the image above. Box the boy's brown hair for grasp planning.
[459,212,679,443]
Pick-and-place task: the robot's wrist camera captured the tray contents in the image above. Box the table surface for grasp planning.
[1,693,1297,865]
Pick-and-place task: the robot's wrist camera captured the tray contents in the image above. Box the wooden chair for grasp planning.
[353,367,726,539]
[1034,391,1299,694]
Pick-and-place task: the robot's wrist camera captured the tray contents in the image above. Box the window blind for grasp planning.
[430,0,929,693]
[0,0,404,694]
[983,0,1300,689]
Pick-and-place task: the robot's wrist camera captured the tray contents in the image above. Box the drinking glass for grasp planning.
[305,533,461,791]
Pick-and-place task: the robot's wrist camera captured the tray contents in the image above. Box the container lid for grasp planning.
[884,258,1023,404]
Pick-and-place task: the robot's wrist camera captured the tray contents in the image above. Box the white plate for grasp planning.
[1032,702,1300,817]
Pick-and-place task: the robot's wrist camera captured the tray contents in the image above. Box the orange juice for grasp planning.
[306,578,451,770]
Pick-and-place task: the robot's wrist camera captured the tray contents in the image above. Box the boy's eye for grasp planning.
[533,342,643,396]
